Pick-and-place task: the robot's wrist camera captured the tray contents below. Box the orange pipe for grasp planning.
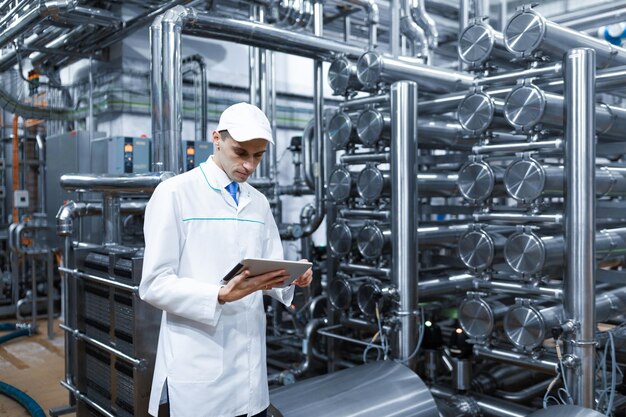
[12,114,18,223]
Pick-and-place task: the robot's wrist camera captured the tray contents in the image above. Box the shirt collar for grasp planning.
[206,155,235,190]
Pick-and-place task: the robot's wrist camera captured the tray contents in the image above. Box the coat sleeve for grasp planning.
[139,182,223,326]
[261,204,295,306]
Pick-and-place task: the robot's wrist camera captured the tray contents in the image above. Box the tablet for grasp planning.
[222,258,312,287]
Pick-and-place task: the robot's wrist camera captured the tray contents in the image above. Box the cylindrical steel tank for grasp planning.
[503,84,626,139]
[357,165,390,202]
[458,21,512,68]
[504,8,626,68]
[328,57,363,96]
[458,293,508,340]
[327,111,358,148]
[458,228,506,271]
[356,108,390,146]
[457,91,508,136]
[357,223,391,260]
[328,221,358,257]
[328,166,357,203]
[269,361,439,417]
[505,157,626,202]
[457,159,506,204]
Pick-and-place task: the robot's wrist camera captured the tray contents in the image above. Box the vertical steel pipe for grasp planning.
[151,16,164,171]
[160,6,185,174]
[102,195,121,245]
[391,81,419,368]
[564,47,596,408]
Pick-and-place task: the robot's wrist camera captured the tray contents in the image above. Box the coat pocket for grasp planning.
[166,315,224,383]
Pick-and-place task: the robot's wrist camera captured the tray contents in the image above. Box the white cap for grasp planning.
[216,102,274,144]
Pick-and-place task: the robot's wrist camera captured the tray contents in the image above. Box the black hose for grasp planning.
[0,381,46,417]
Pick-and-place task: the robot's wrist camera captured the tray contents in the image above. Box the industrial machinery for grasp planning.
[0,0,625,416]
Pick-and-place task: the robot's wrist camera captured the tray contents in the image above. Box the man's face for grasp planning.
[212,130,268,183]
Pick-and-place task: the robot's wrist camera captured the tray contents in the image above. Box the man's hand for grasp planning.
[218,269,289,304]
[291,259,313,287]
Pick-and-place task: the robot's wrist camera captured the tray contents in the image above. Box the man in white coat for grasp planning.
[140,102,313,417]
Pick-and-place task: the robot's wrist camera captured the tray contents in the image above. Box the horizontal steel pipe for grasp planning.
[339,93,389,110]
[472,139,563,155]
[182,10,363,61]
[504,158,626,202]
[473,212,563,225]
[356,51,475,93]
[504,84,626,139]
[418,274,475,297]
[473,345,558,374]
[504,8,626,68]
[476,63,563,87]
[339,262,390,278]
[338,209,390,220]
[505,287,626,351]
[331,222,471,258]
[475,279,563,299]
[60,172,174,194]
[339,153,390,164]
[418,87,512,115]
[505,227,626,276]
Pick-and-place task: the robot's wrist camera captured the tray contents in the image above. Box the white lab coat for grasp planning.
[140,156,295,417]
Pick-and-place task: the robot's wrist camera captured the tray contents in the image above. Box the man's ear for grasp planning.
[212,131,221,150]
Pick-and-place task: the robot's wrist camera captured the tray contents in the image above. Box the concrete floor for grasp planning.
[0,319,75,417]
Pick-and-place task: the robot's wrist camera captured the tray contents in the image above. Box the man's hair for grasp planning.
[218,130,232,141]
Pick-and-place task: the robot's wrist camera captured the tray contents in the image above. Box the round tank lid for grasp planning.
[458,92,495,134]
[356,51,383,88]
[328,222,353,257]
[357,224,385,259]
[357,281,381,316]
[459,297,495,339]
[357,109,385,146]
[504,85,546,130]
[458,230,495,270]
[504,158,546,202]
[328,112,353,148]
[328,57,353,95]
[504,231,545,275]
[357,165,386,202]
[504,9,546,56]
[328,278,353,310]
[458,22,496,66]
[328,166,353,202]
[504,303,545,350]
[457,161,495,203]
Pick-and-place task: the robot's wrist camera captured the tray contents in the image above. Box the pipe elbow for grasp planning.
[56,201,82,236]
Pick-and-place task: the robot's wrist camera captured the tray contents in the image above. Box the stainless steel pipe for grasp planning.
[391,81,419,368]
[563,47,596,408]
[505,227,626,276]
[503,84,626,139]
[504,7,626,68]
[504,157,626,202]
[59,172,173,194]
[505,287,626,351]
[473,345,558,374]
[357,51,474,93]
[182,9,363,60]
